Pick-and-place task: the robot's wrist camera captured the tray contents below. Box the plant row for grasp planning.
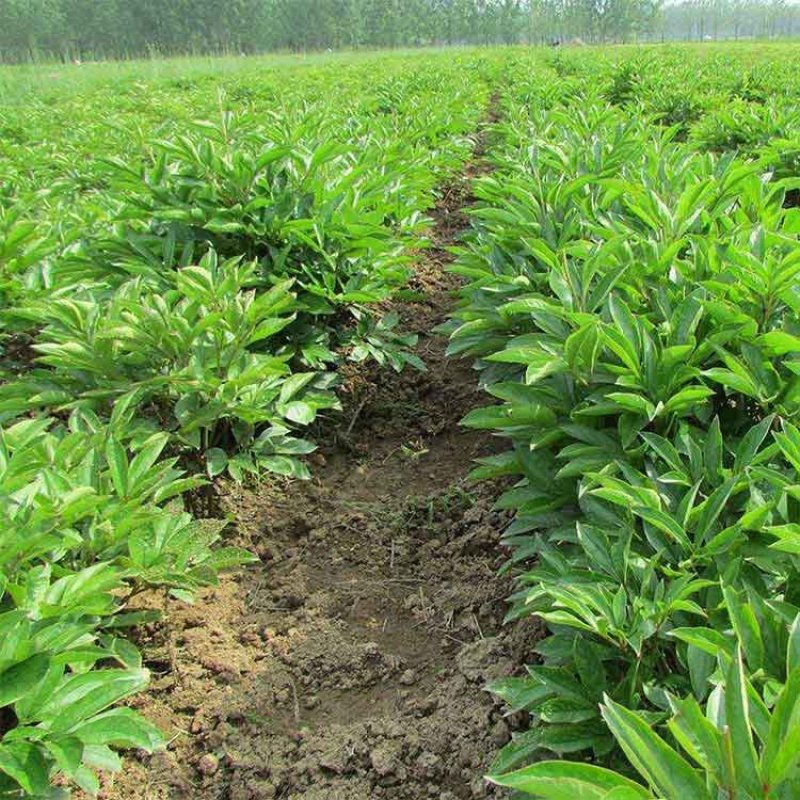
[0,54,497,797]
[445,53,800,799]
[544,46,800,160]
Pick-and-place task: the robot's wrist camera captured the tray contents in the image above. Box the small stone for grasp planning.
[399,669,418,686]
[456,637,510,682]
[310,452,327,467]
[491,718,510,746]
[418,751,442,778]
[201,657,240,684]
[256,543,278,561]
[370,743,400,776]
[197,753,219,775]
[319,747,350,774]
[471,776,489,798]
[281,592,305,610]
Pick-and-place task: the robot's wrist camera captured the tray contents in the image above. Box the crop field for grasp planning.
[2,41,800,800]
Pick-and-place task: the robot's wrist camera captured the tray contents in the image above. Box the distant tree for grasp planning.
[0,0,63,60]
[0,0,799,63]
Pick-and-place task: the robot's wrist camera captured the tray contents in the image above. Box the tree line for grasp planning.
[1,0,799,63]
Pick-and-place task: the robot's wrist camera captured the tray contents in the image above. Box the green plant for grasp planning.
[490,643,800,799]
[1,252,337,480]
[446,52,800,794]
[0,413,249,796]
[0,207,55,355]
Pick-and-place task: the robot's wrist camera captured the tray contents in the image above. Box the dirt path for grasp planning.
[101,98,536,800]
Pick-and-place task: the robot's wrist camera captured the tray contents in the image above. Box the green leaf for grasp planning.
[788,614,800,676]
[722,649,761,796]
[283,401,316,425]
[128,433,169,489]
[574,639,606,699]
[105,438,129,497]
[763,665,800,786]
[667,627,734,658]
[461,403,555,430]
[258,455,310,479]
[774,422,800,472]
[723,586,764,672]
[608,295,641,357]
[489,729,542,775]
[704,417,723,483]
[488,761,651,799]
[734,416,775,472]
[664,386,715,415]
[759,331,800,356]
[0,654,51,708]
[688,645,715,700]
[702,368,757,397]
[82,743,121,772]
[600,696,710,799]
[667,695,725,782]
[205,447,228,478]
[692,477,737,544]
[487,676,550,713]
[632,505,690,549]
[71,707,163,751]
[0,741,51,796]
[766,524,800,554]
[607,393,656,419]
[641,432,687,478]
[41,669,150,733]
[45,736,83,778]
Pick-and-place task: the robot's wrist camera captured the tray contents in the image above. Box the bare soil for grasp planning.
[97,99,539,800]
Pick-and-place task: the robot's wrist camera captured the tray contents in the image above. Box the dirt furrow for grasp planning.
[101,95,536,800]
